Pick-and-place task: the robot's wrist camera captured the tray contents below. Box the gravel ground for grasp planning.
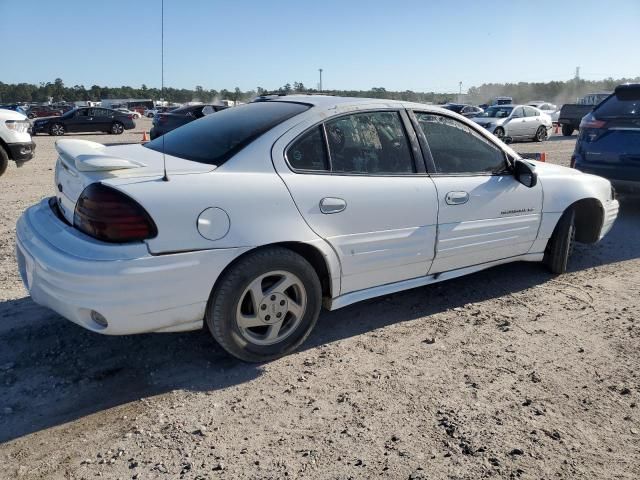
[0,123,638,480]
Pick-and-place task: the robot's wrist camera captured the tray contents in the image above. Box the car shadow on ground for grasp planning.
[0,200,638,444]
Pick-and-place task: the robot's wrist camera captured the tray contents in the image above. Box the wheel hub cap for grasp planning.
[258,293,288,324]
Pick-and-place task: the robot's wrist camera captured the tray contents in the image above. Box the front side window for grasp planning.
[415,113,507,174]
[325,111,414,174]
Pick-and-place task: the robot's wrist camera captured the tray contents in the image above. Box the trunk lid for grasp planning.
[53,139,215,225]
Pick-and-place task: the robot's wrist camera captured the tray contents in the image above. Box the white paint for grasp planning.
[16,96,619,337]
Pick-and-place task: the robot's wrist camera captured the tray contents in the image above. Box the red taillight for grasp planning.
[580,118,607,129]
[128,114,134,119]
[74,183,157,243]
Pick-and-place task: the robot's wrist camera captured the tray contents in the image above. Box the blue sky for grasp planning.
[2,0,638,92]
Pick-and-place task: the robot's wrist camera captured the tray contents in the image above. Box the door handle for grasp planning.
[445,191,469,205]
[319,197,347,214]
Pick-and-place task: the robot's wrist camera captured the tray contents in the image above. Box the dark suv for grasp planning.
[572,84,640,193]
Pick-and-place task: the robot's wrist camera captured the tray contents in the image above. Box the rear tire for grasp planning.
[544,208,575,274]
[561,124,574,136]
[111,122,124,135]
[0,146,9,177]
[206,247,322,362]
[534,126,548,142]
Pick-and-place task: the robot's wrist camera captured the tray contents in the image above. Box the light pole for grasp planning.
[319,68,323,92]
[459,81,462,103]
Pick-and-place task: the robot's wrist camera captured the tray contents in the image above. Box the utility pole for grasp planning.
[459,81,463,103]
[575,66,580,81]
[318,68,323,92]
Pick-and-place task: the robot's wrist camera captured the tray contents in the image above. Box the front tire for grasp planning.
[544,208,575,274]
[206,247,322,362]
[49,123,65,136]
[493,127,505,140]
[561,124,574,136]
[0,146,9,177]
[534,126,548,142]
[111,122,124,135]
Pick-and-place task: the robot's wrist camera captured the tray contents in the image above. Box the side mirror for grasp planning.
[514,160,538,188]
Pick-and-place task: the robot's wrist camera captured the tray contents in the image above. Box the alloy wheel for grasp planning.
[235,270,307,346]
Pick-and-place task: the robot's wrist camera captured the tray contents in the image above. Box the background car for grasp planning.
[145,106,177,118]
[26,105,63,119]
[471,104,552,142]
[31,107,135,136]
[441,103,484,118]
[150,104,227,139]
[115,108,142,119]
[571,84,640,193]
[527,101,559,123]
[0,104,29,116]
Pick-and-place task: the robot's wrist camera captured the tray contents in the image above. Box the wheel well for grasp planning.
[571,198,604,244]
[0,137,11,160]
[209,242,333,304]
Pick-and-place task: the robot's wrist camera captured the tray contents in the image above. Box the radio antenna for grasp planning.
[161,0,169,181]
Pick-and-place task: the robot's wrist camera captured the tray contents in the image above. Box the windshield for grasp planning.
[479,106,513,118]
[145,101,310,165]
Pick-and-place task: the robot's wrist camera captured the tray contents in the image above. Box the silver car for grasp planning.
[471,104,552,142]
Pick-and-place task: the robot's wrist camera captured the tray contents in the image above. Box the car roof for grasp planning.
[264,94,456,114]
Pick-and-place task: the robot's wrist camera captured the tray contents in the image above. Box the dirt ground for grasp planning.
[0,119,638,479]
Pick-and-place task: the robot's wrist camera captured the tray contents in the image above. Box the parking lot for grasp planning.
[0,120,638,479]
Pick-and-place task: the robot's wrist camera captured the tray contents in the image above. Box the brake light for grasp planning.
[74,183,157,243]
[580,118,607,129]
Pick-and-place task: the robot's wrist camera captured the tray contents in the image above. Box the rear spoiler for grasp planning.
[55,139,147,172]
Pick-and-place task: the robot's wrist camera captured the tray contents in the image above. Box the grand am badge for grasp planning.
[500,208,534,215]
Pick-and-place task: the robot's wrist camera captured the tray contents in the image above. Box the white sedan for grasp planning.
[115,108,142,119]
[471,104,553,142]
[16,96,619,362]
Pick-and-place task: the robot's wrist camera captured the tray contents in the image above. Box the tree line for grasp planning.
[1,77,638,106]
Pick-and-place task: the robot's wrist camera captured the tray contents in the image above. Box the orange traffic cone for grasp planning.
[540,152,546,162]
[142,131,149,142]
[554,123,559,134]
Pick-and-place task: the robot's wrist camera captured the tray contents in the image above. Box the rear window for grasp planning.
[595,93,640,118]
[145,102,310,164]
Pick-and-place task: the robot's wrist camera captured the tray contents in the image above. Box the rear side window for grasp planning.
[595,94,640,118]
[145,102,310,165]
[416,113,507,174]
[325,112,415,174]
[286,126,329,171]
[524,106,538,117]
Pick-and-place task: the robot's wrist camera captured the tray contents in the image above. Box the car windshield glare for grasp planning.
[145,101,310,165]
[480,106,513,118]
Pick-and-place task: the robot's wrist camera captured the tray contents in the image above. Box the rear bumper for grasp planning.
[7,141,36,162]
[16,198,248,335]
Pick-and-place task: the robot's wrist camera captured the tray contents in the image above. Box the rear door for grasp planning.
[93,108,114,131]
[272,109,439,295]
[523,106,541,136]
[412,111,542,273]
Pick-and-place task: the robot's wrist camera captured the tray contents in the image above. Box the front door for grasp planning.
[507,106,527,138]
[273,110,439,295]
[65,108,90,133]
[413,111,543,273]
